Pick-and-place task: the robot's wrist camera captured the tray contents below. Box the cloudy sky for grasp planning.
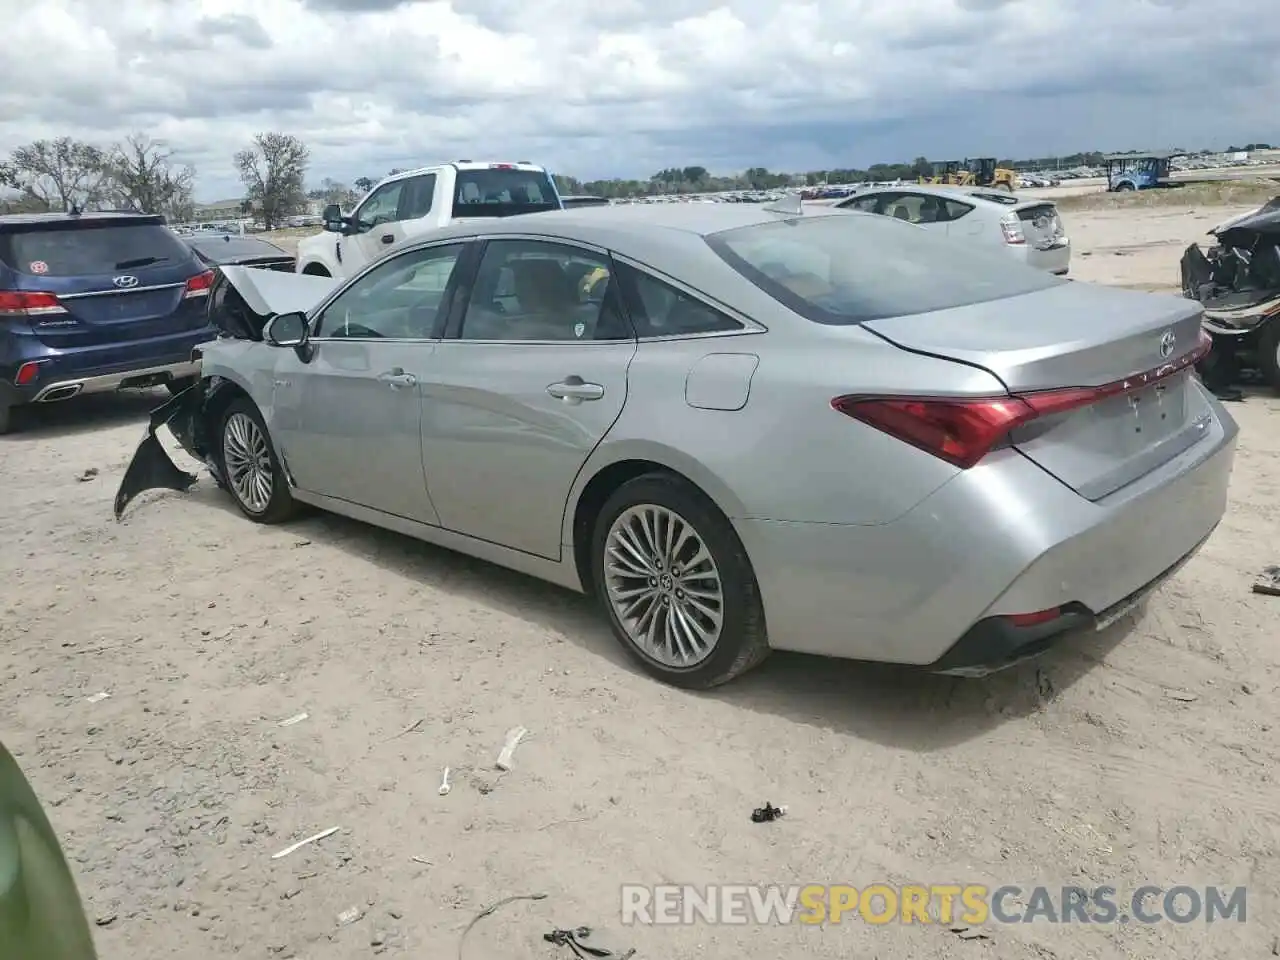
[2,0,1276,200]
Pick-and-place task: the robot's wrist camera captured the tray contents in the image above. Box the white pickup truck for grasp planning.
[295,161,563,279]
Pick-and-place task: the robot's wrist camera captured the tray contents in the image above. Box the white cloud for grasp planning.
[1,0,1276,199]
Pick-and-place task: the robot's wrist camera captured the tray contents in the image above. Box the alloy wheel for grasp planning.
[602,504,725,667]
[223,412,274,514]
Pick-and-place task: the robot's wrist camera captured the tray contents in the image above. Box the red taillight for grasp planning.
[183,270,215,298]
[833,330,1216,468]
[14,361,42,385]
[1003,607,1062,628]
[833,395,1038,468]
[0,290,67,318]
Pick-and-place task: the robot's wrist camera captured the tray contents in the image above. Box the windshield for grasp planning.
[0,222,193,277]
[705,212,1065,325]
[451,168,560,217]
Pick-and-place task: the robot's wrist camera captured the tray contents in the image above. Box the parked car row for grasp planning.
[115,197,1234,692]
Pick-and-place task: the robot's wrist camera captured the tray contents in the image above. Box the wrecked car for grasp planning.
[115,206,1236,693]
[1182,195,1280,391]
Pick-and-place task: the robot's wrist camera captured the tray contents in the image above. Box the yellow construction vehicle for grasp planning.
[966,158,1018,191]
[918,158,1018,191]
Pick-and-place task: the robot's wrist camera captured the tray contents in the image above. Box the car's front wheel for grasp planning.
[218,398,297,523]
[591,473,770,689]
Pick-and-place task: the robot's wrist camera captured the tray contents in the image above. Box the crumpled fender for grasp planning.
[113,384,207,520]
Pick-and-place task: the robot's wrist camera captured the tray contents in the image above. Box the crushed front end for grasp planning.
[1181,195,1280,392]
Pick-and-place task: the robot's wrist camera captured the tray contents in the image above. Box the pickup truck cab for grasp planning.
[295,161,562,280]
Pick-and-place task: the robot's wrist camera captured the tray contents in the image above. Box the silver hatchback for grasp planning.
[833,184,1071,274]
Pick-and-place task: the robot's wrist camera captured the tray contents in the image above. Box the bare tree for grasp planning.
[234,132,310,230]
[104,133,196,221]
[0,137,109,211]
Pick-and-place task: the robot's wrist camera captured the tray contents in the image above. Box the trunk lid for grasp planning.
[1013,201,1065,250]
[863,283,1214,500]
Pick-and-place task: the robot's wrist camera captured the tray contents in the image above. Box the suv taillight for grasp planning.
[999,215,1025,245]
[183,270,215,298]
[0,290,68,318]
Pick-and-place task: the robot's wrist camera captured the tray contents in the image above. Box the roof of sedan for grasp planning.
[441,199,851,240]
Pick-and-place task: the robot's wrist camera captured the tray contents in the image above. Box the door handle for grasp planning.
[380,234,394,245]
[547,376,604,401]
[378,368,417,389]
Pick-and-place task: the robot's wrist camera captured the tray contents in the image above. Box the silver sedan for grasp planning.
[116,201,1237,689]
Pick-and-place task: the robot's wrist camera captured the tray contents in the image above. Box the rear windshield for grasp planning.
[0,222,193,277]
[705,212,1065,325]
[189,236,287,261]
[452,168,560,217]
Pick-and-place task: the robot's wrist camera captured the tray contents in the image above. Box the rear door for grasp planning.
[0,218,207,347]
[419,236,635,560]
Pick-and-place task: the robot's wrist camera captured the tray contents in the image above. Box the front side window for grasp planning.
[457,240,630,341]
[706,213,1064,325]
[838,194,881,213]
[354,182,405,231]
[314,244,462,339]
[399,174,436,220]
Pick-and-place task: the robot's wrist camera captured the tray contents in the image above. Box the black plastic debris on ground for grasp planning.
[1253,565,1280,597]
[543,926,634,958]
[751,802,786,823]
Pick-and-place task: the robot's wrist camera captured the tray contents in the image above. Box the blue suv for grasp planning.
[0,211,217,434]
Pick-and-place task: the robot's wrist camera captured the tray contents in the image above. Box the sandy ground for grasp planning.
[3,202,1279,960]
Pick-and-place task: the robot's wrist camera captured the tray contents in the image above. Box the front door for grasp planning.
[339,178,407,274]
[420,238,637,560]
[268,242,467,523]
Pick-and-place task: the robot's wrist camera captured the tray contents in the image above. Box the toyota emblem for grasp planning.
[1158,330,1176,359]
[112,275,140,289]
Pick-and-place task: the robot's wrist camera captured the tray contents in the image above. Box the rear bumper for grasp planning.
[927,532,1209,676]
[1018,238,1071,274]
[733,385,1238,665]
[28,360,200,402]
[2,327,212,406]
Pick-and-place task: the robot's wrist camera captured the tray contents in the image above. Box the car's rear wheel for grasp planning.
[591,473,769,689]
[218,398,297,523]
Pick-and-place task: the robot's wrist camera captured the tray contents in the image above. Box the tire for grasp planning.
[1115,182,1135,192]
[590,473,770,689]
[166,376,198,395]
[217,398,297,523]
[1258,321,1280,393]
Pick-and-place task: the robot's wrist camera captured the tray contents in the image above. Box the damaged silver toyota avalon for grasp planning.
[114,205,1237,690]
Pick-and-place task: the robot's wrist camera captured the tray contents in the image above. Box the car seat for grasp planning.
[891,204,910,220]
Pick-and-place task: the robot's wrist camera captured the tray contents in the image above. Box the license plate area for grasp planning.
[1095,376,1189,450]
[120,372,171,390]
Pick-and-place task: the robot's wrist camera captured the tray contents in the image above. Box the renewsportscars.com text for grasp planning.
[620,884,1247,926]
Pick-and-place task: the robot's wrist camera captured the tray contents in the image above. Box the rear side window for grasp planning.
[705,213,1065,325]
[452,168,560,217]
[0,222,194,277]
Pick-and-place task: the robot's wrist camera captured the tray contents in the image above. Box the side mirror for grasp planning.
[322,203,347,233]
[263,311,309,348]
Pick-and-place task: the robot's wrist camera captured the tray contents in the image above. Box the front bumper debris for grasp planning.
[113,383,207,520]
